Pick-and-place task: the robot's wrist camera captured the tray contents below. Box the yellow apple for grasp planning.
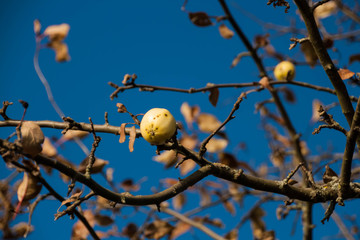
[140,108,177,145]
[274,61,296,81]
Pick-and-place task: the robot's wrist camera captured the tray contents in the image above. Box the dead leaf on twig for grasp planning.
[338,68,355,80]
[188,12,213,27]
[129,126,136,152]
[218,24,234,39]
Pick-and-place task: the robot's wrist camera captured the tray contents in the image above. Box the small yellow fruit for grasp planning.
[274,61,296,81]
[140,108,177,145]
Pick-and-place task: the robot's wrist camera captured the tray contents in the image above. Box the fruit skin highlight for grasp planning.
[274,61,296,81]
[140,108,177,145]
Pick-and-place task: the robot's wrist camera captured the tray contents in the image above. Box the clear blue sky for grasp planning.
[1,0,359,239]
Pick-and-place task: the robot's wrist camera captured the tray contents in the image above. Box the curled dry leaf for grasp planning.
[170,221,191,240]
[180,102,200,129]
[218,152,238,168]
[172,193,186,210]
[338,68,355,80]
[207,83,220,107]
[122,74,132,85]
[300,40,318,68]
[180,135,198,150]
[120,179,140,192]
[188,12,213,27]
[17,172,42,202]
[223,200,236,216]
[129,125,136,152]
[250,207,266,239]
[311,99,323,123]
[206,138,228,153]
[259,76,272,90]
[71,210,95,240]
[21,121,45,157]
[323,165,338,184]
[122,223,138,238]
[153,150,178,168]
[44,23,70,41]
[314,1,337,19]
[106,167,114,182]
[224,229,238,240]
[58,191,83,210]
[349,54,360,65]
[218,24,234,39]
[197,113,222,133]
[62,129,89,141]
[41,137,57,158]
[78,157,109,174]
[179,159,197,175]
[119,123,127,143]
[48,41,70,62]
[116,103,128,113]
[144,220,174,240]
[33,19,41,35]
[11,222,34,239]
[94,213,114,226]
[278,87,296,103]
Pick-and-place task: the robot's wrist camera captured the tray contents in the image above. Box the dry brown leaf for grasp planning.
[314,1,337,19]
[224,229,238,240]
[120,179,140,192]
[278,87,296,103]
[17,172,42,202]
[338,68,355,80]
[311,99,323,123]
[153,150,178,168]
[78,157,109,174]
[116,103,127,113]
[179,159,196,175]
[129,125,136,152]
[259,76,272,90]
[172,193,186,210]
[48,41,70,62]
[218,24,234,39]
[223,200,236,216]
[300,40,318,67]
[144,220,174,240]
[197,113,222,133]
[122,223,138,238]
[12,222,34,238]
[199,186,211,206]
[21,121,44,157]
[180,102,200,129]
[71,210,95,240]
[44,23,70,41]
[94,213,114,226]
[163,178,179,186]
[170,221,191,240]
[188,12,213,27]
[59,191,83,210]
[179,135,198,150]
[206,138,228,153]
[218,152,238,168]
[106,168,114,182]
[250,207,266,239]
[270,149,285,168]
[41,137,57,158]
[62,130,89,141]
[119,123,127,143]
[33,19,41,35]
[349,54,360,65]
[207,84,220,107]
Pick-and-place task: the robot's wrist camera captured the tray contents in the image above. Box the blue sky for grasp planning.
[1,0,359,239]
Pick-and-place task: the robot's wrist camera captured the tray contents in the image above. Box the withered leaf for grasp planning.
[223,200,236,216]
[218,152,238,168]
[278,87,296,103]
[218,24,234,39]
[300,40,318,68]
[48,41,70,62]
[121,179,140,192]
[59,191,83,210]
[180,102,200,129]
[199,186,211,206]
[144,220,174,240]
[179,159,196,175]
[94,213,114,226]
[44,23,70,41]
[188,12,213,27]
[119,123,127,143]
[129,125,136,152]
[197,113,222,133]
[224,229,238,240]
[41,137,57,158]
[259,76,272,90]
[116,103,127,113]
[170,221,191,240]
[349,54,360,65]
[62,129,89,141]
[250,207,266,239]
[153,150,178,168]
[21,121,45,157]
[122,223,138,238]
[12,222,34,238]
[208,85,220,107]
[78,157,109,174]
[33,19,41,35]
[311,99,323,123]
[314,1,337,19]
[179,135,198,150]
[71,210,95,240]
[172,193,186,210]
[338,68,355,80]
[17,172,42,202]
[206,138,228,153]
[323,165,338,183]
[230,52,251,68]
